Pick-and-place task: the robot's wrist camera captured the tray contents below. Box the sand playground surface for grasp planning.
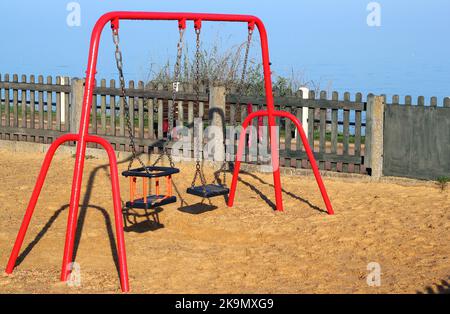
[0,149,448,294]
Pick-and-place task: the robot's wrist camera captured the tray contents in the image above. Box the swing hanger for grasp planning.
[248,21,255,32]
[178,18,187,30]
[111,17,120,33]
[194,18,202,31]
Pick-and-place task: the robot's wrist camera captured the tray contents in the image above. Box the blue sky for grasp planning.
[0,0,449,101]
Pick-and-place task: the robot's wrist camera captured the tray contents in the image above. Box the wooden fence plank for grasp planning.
[100,79,107,135]
[405,95,412,106]
[342,92,350,172]
[109,79,116,136]
[0,74,2,128]
[354,92,362,173]
[292,89,304,164]
[229,86,236,126]
[281,150,361,164]
[177,96,184,130]
[157,83,164,140]
[93,86,208,101]
[319,91,327,170]
[249,103,258,163]
[430,96,437,107]
[0,126,65,140]
[55,76,62,131]
[12,74,18,128]
[119,84,125,137]
[4,74,10,128]
[444,97,450,108]
[128,80,135,140]
[64,77,70,132]
[38,76,44,130]
[199,84,205,118]
[392,95,399,105]
[187,83,194,159]
[91,92,97,135]
[46,76,52,130]
[29,75,36,129]
[307,91,315,156]
[21,75,27,129]
[138,81,144,139]
[418,96,424,107]
[147,83,155,140]
[226,94,365,111]
[330,91,339,171]
[0,82,70,93]
[294,101,303,168]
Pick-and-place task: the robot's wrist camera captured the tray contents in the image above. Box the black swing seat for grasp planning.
[122,166,180,178]
[186,184,229,198]
[126,195,177,210]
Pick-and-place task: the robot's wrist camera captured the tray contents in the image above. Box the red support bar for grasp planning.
[5,134,78,275]
[227,110,334,215]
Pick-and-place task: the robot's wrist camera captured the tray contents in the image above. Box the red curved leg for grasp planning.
[228,113,254,207]
[5,134,78,274]
[88,135,129,292]
[60,138,88,282]
[281,111,334,215]
[228,110,334,215]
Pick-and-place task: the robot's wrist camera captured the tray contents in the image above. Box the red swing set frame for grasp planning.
[5,12,333,293]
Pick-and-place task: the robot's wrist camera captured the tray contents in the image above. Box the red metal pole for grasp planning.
[227,113,254,207]
[87,135,129,292]
[60,10,105,282]
[5,134,78,274]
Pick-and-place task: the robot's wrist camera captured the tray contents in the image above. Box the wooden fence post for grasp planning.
[208,85,226,162]
[365,95,384,179]
[70,78,84,134]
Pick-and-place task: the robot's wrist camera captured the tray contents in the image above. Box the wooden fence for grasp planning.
[0,73,376,174]
[227,92,367,173]
[0,74,71,143]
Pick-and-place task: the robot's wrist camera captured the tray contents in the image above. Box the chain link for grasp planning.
[168,28,185,140]
[113,29,151,175]
[236,29,253,107]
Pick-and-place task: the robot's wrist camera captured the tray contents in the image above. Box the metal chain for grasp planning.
[113,26,188,208]
[236,28,253,107]
[152,28,185,169]
[191,28,207,189]
[113,28,151,174]
[168,28,185,140]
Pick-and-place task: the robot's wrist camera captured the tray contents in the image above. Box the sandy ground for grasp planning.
[0,150,448,294]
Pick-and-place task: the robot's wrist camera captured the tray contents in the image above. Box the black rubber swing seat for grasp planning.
[186,184,230,198]
[122,166,180,178]
[125,195,177,210]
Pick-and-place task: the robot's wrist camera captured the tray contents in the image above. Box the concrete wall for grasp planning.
[383,104,450,180]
